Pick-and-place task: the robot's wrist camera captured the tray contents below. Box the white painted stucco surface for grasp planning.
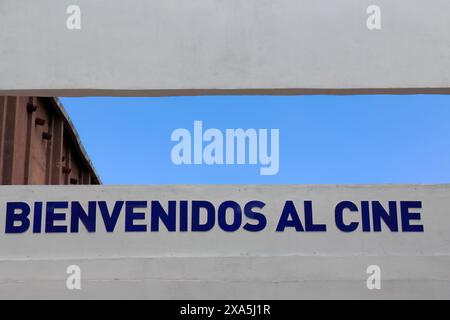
[0,184,448,299]
[0,0,450,96]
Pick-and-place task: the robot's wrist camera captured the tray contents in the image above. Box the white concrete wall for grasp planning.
[0,184,448,299]
[1,0,449,96]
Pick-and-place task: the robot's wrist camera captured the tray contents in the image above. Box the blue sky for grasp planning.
[60,95,450,184]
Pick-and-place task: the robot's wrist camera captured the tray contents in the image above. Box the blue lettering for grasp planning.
[99,201,123,232]
[5,202,30,233]
[125,201,147,232]
[192,201,215,232]
[71,201,96,232]
[45,201,68,233]
[372,201,398,232]
[335,201,358,232]
[243,201,266,232]
[151,201,176,231]
[304,200,326,232]
[276,201,304,231]
[218,201,242,232]
[401,201,424,232]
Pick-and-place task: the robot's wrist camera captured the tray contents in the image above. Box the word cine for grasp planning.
[3,200,423,233]
[66,4,382,31]
[171,121,279,176]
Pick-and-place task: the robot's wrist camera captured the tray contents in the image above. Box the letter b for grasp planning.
[5,202,31,233]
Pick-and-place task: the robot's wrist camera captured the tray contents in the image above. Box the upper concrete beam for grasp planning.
[1,0,450,96]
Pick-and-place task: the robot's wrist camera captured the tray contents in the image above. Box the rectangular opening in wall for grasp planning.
[10,94,442,185]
